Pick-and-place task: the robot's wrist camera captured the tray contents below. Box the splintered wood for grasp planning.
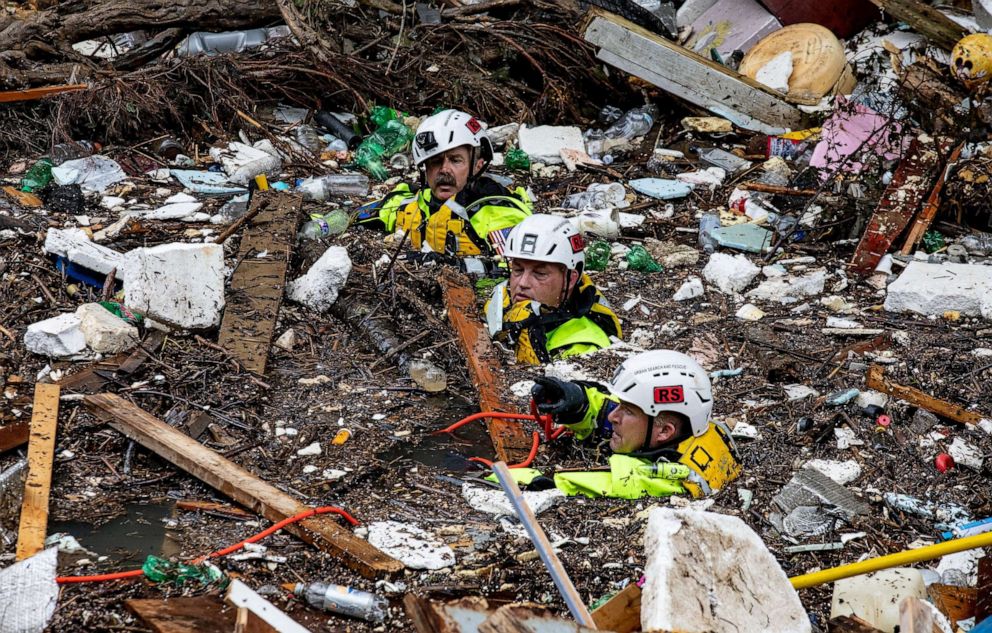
[16,383,60,560]
[439,269,533,464]
[127,596,238,633]
[217,191,301,375]
[866,365,989,426]
[849,138,944,274]
[85,393,402,577]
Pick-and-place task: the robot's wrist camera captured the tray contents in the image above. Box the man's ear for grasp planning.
[475,157,486,173]
[654,419,679,445]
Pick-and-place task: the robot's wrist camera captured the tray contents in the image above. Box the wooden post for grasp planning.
[16,383,60,560]
[84,393,402,577]
[439,269,533,463]
[866,365,988,427]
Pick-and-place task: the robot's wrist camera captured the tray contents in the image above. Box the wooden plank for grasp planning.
[927,584,976,627]
[899,142,963,255]
[867,0,967,51]
[591,582,641,633]
[977,554,992,623]
[866,365,988,426]
[0,422,29,453]
[849,137,944,274]
[217,192,300,375]
[0,83,88,103]
[127,596,238,633]
[15,383,60,560]
[439,269,532,463]
[84,393,402,577]
[583,8,807,133]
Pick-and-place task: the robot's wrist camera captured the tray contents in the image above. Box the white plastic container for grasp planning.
[829,568,926,632]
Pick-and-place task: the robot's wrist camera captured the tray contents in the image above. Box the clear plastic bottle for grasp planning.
[51,141,98,166]
[604,104,658,139]
[698,213,720,253]
[960,233,992,255]
[408,359,447,393]
[295,125,324,155]
[297,174,370,201]
[598,105,624,126]
[292,582,388,623]
[300,210,351,239]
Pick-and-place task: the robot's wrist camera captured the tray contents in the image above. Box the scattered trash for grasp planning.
[367,521,455,570]
[290,581,388,623]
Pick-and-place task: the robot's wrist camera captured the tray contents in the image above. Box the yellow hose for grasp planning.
[789,528,992,589]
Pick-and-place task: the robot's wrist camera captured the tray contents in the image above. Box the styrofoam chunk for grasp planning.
[122,243,225,329]
[286,246,352,312]
[43,228,127,278]
[748,269,827,304]
[885,261,992,317]
[642,508,811,633]
[24,313,86,357]
[673,276,705,301]
[517,125,585,165]
[703,253,760,294]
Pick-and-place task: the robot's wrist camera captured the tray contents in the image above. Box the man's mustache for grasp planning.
[435,173,457,187]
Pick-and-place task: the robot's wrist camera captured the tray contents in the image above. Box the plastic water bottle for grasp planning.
[292,582,388,623]
[297,174,370,201]
[698,213,720,253]
[604,104,658,139]
[301,210,350,239]
[408,359,447,393]
[961,233,992,255]
[51,141,99,166]
[295,125,324,155]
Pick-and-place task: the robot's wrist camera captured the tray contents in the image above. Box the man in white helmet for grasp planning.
[484,214,621,365]
[523,350,741,499]
[358,109,532,258]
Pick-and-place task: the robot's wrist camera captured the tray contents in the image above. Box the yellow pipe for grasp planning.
[789,528,992,589]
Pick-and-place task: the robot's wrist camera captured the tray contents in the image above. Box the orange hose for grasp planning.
[56,506,359,584]
[468,431,541,469]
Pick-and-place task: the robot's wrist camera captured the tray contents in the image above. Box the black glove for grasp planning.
[530,376,588,425]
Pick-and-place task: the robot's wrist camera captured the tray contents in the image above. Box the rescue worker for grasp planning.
[358,109,532,258]
[484,214,621,364]
[528,350,741,499]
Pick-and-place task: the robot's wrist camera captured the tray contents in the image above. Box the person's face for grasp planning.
[607,401,650,453]
[424,146,484,201]
[509,259,576,307]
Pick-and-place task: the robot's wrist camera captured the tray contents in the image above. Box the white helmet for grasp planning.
[412,109,493,167]
[503,214,585,271]
[608,350,713,438]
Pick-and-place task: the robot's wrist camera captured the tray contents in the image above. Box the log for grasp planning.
[865,365,989,427]
[84,393,402,577]
[16,383,60,560]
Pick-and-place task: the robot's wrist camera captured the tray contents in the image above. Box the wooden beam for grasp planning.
[0,422,29,453]
[16,383,60,560]
[439,269,532,463]
[583,8,807,133]
[591,582,641,633]
[0,83,88,104]
[127,596,238,633]
[217,192,300,375]
[899,142,963,255]
[84,393,402,577]
[866,365,988,427]
[868,0,967,51]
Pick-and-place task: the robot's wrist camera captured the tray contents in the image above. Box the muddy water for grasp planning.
[52,501,180,565]
[380,396,496,471]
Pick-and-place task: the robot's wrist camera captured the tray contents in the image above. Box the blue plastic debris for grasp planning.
[711,223,774,253]
[628,178,693,200]
[826,388,860,406]
[171,170,247,195]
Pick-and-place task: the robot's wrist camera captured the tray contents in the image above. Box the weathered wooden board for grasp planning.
[16,383,60,560]
[591,582,641,633]
[217,192,301,375]
[849,138,943,274]
[583,9,807,133]
[866,365,988,426]
[439,269,532,464]
[868,0,967,51]
[85,393,402,577]
[900,142,963,255]
[127,596,238,633]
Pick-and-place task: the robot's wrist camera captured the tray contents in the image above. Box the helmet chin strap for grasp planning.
[641,414,657,453]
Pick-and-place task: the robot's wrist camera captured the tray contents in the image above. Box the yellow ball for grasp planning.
[951,33,992,89]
